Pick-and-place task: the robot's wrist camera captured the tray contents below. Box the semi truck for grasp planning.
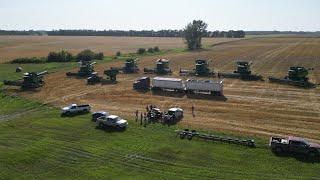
[134,77,224,96]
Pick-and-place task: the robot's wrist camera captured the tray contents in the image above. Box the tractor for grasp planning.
[87,69,119,85]
[66,61,96,77]
[269,66,316,88]
[218,61,263,80]
[111,58,139,73]
[3,71,48,90]
[180,59,214,76]
[144,59,172,75]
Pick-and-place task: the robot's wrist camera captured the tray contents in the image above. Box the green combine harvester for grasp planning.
[269,67,316,88]
[111,58,139,73]
[66,61,96,77]
[3,71,48,89]
[144,59,172,75]
[87,69,119,85]
[180,59,214,76]
[218,61,263,80]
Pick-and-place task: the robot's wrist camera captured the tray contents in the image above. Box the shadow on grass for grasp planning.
[95,125,127,133]
[274,152,320,163]
[60,111,90,118]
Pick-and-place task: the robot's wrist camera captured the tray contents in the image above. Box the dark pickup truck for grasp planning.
[269,136,320,160]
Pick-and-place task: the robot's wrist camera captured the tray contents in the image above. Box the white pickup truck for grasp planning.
[61,104,91,116]
[96,115,128,129]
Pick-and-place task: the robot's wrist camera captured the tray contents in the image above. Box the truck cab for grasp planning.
[269,136,320,160]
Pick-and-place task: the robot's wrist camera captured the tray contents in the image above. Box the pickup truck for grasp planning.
[61,104,91,116]
[96,115,128,129]
[269,136,320,160]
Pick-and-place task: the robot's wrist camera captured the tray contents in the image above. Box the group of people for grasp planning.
[135,104,196,127]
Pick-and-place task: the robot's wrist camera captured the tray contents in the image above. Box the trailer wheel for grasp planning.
[179,133,185,139]
[187,134,193,140]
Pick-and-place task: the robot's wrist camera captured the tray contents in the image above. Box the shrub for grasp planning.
[10,57,45,64]
[47,50,73,62]
[154,46,160,52]
[137,48,146,54]
[94,52,104,60]
[147,48,154,53]
[76,49,95,62]
[116,51,121,56]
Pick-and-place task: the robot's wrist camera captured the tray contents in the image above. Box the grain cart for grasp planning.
[269,67,316,88]
[3,71,48,89]
[66,61,96,77]
[180,59,214,76]
[103,69,119,83]
[144,59,172,75]
[218,61,263,80]
[111,58,139,73]
[185,79,224,96]
[133,77,150,91]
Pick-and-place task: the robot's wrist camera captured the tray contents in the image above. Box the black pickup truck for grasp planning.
[269,136,320,160]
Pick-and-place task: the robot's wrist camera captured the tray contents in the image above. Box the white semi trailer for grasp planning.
[150,77,224,96]
[151,77,185,92]
[185,79,223,96]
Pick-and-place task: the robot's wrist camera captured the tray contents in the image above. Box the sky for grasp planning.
[0,0,319,31]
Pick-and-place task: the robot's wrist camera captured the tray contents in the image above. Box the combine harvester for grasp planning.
[218,61,263,81]
[133,77,224,96]
[87,69,119,85]
[66,61,96,77]
[180,59,215,76]
[144,59,172,75]
[111,58,139,73]
[3,71,48,89]
[268,66,317,88]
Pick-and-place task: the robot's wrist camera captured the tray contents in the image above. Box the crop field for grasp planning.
[11,37,320,143]
[0,36,237,62]
[1,37,320,179]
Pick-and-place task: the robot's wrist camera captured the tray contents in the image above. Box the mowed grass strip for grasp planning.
[0,93,319,179]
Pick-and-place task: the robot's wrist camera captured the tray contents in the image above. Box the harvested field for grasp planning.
[0,36,237,62]
[17,37,320,143]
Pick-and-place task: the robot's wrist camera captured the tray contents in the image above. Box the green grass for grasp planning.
[0,92,319,179]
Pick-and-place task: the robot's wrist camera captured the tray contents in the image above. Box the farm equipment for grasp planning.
[111,58,139,73]
[144,59,172,75]
[176,129,256,148]
[133,77,150,91]
[218,61,263,80]
[3,71,48,89]
[180,59,214,76]
[133,76,224,96]
[66,61,96,77]
[268,67,316,88]
[147,107,163,122]
[87,69,119,85]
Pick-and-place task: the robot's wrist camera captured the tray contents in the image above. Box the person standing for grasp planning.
[192,104,195,117]
[140,112,143,125]
[135,110,139,122]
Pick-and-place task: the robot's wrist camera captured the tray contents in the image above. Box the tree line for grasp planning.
[0,29,246,38]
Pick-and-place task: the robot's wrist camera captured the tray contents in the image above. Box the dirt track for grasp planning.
[18,37,320,142]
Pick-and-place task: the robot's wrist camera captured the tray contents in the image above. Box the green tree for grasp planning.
[76,49,95,62]
[183,20,208,50]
